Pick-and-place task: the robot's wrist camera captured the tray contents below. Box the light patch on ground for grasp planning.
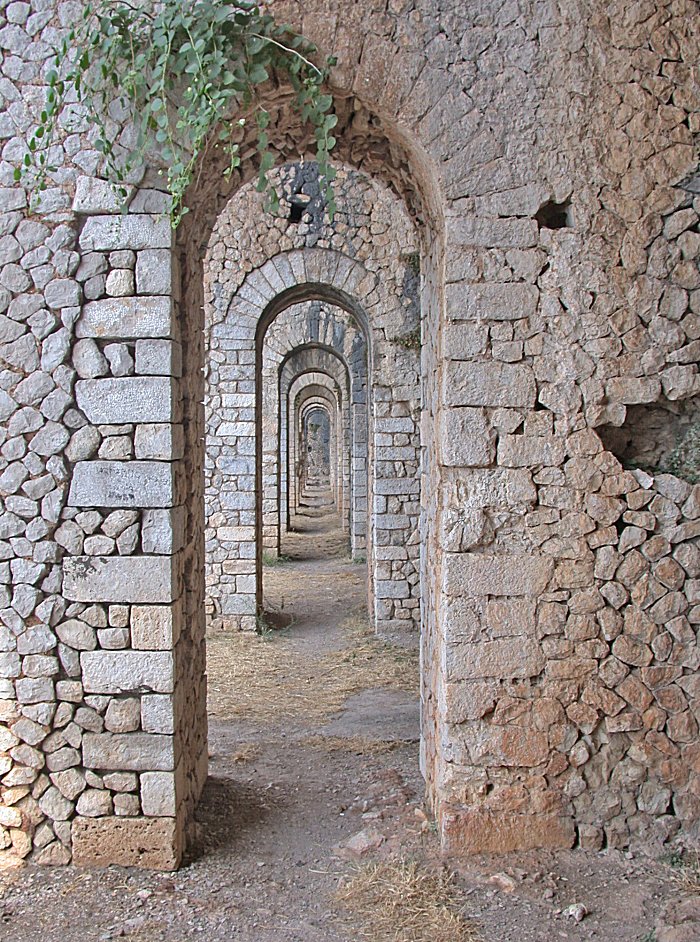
[337,859,479,942]
[207,613,418,722]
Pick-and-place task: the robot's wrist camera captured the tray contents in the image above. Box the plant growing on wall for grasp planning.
[19,0,337,226]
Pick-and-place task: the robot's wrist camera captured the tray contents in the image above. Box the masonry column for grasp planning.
[57,184,198,869]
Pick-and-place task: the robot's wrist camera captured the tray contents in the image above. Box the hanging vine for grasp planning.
[18,0,337,226]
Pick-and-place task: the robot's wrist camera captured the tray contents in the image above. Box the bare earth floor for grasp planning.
[1,511,699,942]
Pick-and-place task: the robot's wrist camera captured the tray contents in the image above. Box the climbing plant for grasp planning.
[19,0,337,226]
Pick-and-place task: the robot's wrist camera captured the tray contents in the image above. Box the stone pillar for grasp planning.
[54,201,196,869]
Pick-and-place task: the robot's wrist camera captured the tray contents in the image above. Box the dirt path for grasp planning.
[1,509,698,942]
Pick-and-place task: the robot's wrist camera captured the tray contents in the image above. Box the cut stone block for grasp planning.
[135,340,182,376]
[440,408,493,466]
[77,297,172,340]
[443,554,553,597]
[82,732,174,771]
[441,809,575,854]
[81,651,174,693]
[79,215,172,252]
[447,282,539,321]
[131,606,177,650]
[63,556,177,604]
[68,461,175,508]
[141,771,176,816]
[446,638,545,681]
[72,816,182,870]
[444,362,536,408]
[134,424,184,460]
[76,377,175,424]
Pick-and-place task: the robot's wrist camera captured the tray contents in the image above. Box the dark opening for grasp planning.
[598,398,700,482]
[288,193,311,224]
[535,198,573,230]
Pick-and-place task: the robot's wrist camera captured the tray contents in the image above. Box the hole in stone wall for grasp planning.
[535,198,573,230]
[598,398,700,482]
[289,194,309,223]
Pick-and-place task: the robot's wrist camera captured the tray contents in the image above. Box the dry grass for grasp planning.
[336,859,479,942]
[207,612,417,722]
[230,744,261,764]
[668,851,700,892]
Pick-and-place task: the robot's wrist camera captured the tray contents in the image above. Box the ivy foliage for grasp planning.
[19,0,337,226]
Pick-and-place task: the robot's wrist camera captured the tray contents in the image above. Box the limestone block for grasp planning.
[442,809,575,854]
[135,250,173,295]
[63,556,177,604]
[141,694,174,734]
[131,606,178,650]
[134,423,184,460]
[79,215,172,252]
[444,554,553,597]
[440,408,493,466]
[75,377,175,424]
[444,361,536,408]
[68,461,174,509]
[76,297,172,340]
[606,377,662,405]
[447,282,539,321]
[142,507,185,554]
[135,340,182,377]
[447,638,545,680]
[141,771,176,816]
[72,816,182,869]
[81,651,174,694]
[82,732,174,771]
[446,214,538,248]
[497,434,565,467]
[72,177,134,214]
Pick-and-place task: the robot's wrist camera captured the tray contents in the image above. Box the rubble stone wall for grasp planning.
[0,0,698,868]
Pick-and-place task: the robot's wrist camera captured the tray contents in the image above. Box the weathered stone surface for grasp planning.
[82,731,173,773]
[63,556,176,603]
[444,362,536,407]
[440,408,493,466]
[442,810,576,854]
[447,638,545,680]
[447,282,539,321]
[141,771,176,816]
[68,461,174,508]
[75,377,174,424]
[72,816,181,870]
[131,606,176,650]
[76,297,172,340]
[81,651,174,694]
[444,554,553,597]
[79,216,172,252]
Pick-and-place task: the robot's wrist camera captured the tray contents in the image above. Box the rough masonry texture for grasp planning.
[0,0,699,869]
